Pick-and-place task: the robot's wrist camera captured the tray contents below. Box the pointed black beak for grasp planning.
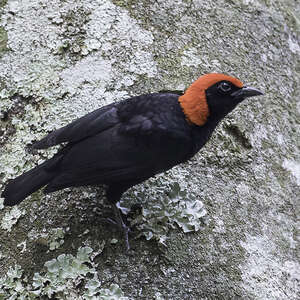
[231,86,264,100]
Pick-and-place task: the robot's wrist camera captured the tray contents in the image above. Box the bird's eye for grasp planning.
[219,82,232,93]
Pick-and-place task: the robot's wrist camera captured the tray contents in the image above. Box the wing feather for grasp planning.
[36,93,193,192]
[33,105,118,149]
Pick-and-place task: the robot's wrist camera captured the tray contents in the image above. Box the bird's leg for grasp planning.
[106,185,131,251]
[112,203,130,251]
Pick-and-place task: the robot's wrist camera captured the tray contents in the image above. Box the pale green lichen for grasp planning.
[0,206,25,232]
[0,247,128,299]
[48,227,67,251]
[27,227,68,251]
[129,182,207,245]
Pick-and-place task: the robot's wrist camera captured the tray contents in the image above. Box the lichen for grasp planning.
[130,182,207,245]
[0,247,128,299]
[48,228,66,251]
[0,206,25,232]
[27,227,68,251]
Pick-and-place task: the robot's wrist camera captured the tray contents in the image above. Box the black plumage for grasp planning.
[1,73,263,249]
[3,93,200,205]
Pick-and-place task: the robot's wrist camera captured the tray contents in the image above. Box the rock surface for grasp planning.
[0,0,299,299]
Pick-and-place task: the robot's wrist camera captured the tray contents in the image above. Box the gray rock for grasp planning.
[0,0,299,299]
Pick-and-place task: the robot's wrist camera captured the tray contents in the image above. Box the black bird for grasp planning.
[1,73,263,249]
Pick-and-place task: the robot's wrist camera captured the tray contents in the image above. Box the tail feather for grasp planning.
[1,159,58,206]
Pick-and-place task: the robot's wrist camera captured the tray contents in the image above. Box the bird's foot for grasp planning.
[112,204,131,251]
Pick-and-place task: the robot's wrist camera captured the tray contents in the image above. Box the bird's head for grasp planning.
[179,73,263,126]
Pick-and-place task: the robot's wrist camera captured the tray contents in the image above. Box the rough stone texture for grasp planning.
[0,0,299,299]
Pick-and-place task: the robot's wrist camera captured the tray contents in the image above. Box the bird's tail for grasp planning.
[1,157,60,206]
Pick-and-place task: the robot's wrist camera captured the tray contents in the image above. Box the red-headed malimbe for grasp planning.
[1,73,263,249]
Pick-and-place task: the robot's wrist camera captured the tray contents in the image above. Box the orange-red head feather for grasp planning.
[179,73,244,126]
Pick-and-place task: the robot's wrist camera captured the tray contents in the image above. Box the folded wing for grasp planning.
[43,94,192,192]
[33,104,119,149]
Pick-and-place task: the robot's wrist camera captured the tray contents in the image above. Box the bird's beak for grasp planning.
[231,86,264,100]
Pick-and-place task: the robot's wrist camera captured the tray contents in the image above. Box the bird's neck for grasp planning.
[178,85,210,126]
[189,117,221,156]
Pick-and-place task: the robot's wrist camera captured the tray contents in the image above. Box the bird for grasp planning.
[1,73,263,250]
